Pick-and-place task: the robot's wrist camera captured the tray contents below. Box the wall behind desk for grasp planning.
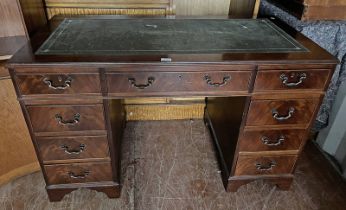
[0,0,26,37]
[0,64,39,186]
[43,0,257,18]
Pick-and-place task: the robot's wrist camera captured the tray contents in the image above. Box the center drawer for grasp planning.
[27,104,106,134]
[37,136,110,163]
[106,71,252,96]
[44,162,113,185]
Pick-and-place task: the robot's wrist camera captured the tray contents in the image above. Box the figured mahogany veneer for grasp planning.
[27,104,106,135]
[234,154,297,176]
[106,71,252,96]
[246,99,319,127]
[17,73,101,96]
[238,129,306,152]
[7,16,338,201]
[254,69,331,92]
[44,162,113,185]
[37,135,110,163]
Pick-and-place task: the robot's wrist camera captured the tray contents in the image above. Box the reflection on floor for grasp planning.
[1,120,346,210]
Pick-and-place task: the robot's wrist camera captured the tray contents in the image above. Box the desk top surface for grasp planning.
[36,18,308,56]
[7,16,337,65]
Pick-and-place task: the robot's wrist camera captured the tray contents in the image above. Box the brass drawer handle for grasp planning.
[55,113,81,126]
[255,161,276,171]
[128,77,155,89]
[280,73,307,87]
[43,76,72,90]
[261,135,285,146]
[60,144,85,155]
[272,107,295,121]
[68,171,90,179]
[204,75,231,87]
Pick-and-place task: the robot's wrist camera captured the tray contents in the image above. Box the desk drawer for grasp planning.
[254,69,330,92]
[234,154,297,176]
[238,129,306,152]
[37,136,109,163]
[106,71,251,96]
[44,162,112,185]
[27,104,106,133]
[16,73,101,96]
[246,99,319,127]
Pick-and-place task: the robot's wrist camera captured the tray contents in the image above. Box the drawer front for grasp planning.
[107,71,252,95]
[27,104,106,133]
[254,69,330,92]
[37,136,109,162]
[246,99,319,127]
[16,74,101,96]
[238,129,306,152]
[44,162,112,185]
[234,155,297,176]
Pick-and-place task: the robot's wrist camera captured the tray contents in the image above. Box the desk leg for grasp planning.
[104,99,126,196]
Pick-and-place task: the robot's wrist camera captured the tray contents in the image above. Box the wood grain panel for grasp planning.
[175,0,230,16]
[246,99,319,127]
[229,0,256,18]
[107,71,251,96]
[27,104,106,134]
[0,0,27,37]
[44,162,113,185]
[17,73,102,96]
[303,0,346,5]
[0,76,38,185]
[270,0,346,20]
[17,0,47,36]
[238,129,306,152]
[303,6,346,20]
[254,69,330,92]
[37,136,110,163]
[234,154,297,176]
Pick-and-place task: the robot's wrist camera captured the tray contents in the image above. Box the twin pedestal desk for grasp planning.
[7,17,337,201]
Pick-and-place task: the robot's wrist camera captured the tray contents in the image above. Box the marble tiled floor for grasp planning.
[1,120,346,210]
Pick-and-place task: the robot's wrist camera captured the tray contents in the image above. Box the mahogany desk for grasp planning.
[7,16,337,202]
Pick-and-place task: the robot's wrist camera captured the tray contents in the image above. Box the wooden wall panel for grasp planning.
[0,64,39,186]
[229,0,256,18]
[18,0,47,36]
[0,0,27,37]
[175,0,230,16]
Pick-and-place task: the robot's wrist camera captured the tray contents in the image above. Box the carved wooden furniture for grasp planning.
[7,16,337,202]
[268,0,346,20]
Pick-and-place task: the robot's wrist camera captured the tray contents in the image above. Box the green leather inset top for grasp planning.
[36,18,308,55]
